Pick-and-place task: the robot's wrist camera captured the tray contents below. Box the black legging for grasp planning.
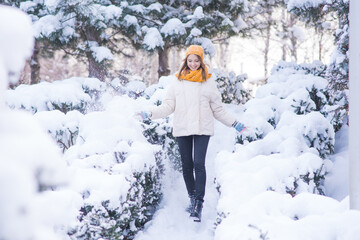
[176,135,210,202]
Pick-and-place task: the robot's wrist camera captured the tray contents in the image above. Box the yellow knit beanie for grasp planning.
[185,45,204,60]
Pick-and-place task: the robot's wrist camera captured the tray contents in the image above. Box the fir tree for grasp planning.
[123,0,252,78]
[7,0,253,81]
[6,0,126,81]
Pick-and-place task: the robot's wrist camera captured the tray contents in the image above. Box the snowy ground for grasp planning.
[135,115,237,240]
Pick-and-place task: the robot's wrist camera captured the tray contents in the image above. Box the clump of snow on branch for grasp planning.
[143,27,165,50]
[161,18,186,37]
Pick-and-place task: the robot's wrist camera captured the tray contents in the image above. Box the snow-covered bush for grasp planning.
[141,118,182,172]
[214,69,251,105]
[6,75,164,239]
[278,111,334,159]
[237,61,336,158]
[63,96,164,240]
[6,77,106,114]
[34,110,83,152]
[126,80,147,99]
[70,156,163,240]
[270,61,346,131]
[271,60,327,77]
[213,60,347,238]
[235,126,266,145]
[1,110,82,240]
[287,0,349,132]
[0,6,81,240]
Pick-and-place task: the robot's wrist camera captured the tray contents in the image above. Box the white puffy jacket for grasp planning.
[149,77,236,137]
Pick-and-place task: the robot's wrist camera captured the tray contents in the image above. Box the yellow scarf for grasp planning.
[176,68,212,82]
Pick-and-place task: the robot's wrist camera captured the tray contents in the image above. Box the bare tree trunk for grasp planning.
[264,24,271,77]
[311,30,316,61]
[282,45,287,61]
[219,40,230,69]
[84,26,107,81]
[281,9,287,61]
[158,45,170,80]
[86,52,107,81]
[30,41,40,84]
[171,47,177,73]
[289,14,298,62]
[171,46,181,73]
[290,38,297,62]
[319,32,323,61]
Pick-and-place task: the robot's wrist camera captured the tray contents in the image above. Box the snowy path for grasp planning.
[135,121,236,240]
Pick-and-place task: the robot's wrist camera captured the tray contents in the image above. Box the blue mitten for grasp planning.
[232,121,246,133]
[137,111,151,120]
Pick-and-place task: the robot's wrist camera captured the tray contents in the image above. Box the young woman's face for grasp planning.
[187,54,201,71]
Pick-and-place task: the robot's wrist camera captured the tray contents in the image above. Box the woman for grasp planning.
[138,45,246,222]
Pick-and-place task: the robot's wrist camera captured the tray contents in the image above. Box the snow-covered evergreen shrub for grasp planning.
[321,94,347,132]
[34,110,83,153]
[287,0,349,133]
[271,60,327,77]
[141,118,182,171]
[277,111,335,159]
[269,61,345,131]
[289,88,316,114]
[70,158,163,240]
[234,95,280,145]
[213,60,340,237]
[126,80,146,99]
[7,73,164,239]
[0,7,81,239]
[1,106,83,240]
[235,127,265,145]
[63,96,164,240]
[6,77,106,114]
[302,124,334,159]
[213,69,251,105]
[324,21,349,132]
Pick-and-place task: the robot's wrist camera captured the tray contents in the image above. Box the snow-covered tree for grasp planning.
[6,0,252,82]
[287,0,349,130]
[123,0,251,78]
[5,0,125,81]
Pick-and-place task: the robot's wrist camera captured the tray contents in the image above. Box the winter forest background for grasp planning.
[1,0,360,240]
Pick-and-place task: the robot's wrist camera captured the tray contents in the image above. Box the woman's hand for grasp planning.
[135,111,151,121]
[232,121,246,133]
